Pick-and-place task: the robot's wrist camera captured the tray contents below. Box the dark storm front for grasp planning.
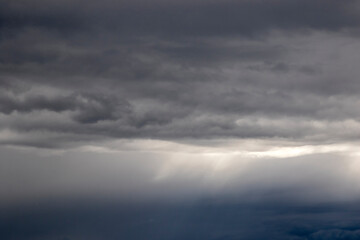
[1,0,360,240]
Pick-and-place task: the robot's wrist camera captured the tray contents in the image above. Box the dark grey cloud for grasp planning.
[2,2,360,239]
[1,0,359,37]
[0,90,131,123]
[1,0,360,148]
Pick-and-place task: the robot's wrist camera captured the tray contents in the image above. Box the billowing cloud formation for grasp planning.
[1,1,360,239]
[1,0,360,148]
[0,90,130,123]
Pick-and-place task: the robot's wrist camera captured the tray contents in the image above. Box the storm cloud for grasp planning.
[1,0,360,239]
[1,0,360,148]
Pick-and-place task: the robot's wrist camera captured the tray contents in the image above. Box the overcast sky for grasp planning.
[1,0,360,239]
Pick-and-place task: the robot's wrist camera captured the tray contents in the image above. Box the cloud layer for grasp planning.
[1,1,360,239]
[1,0,360,148]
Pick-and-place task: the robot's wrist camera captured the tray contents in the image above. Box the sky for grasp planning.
[1,0,360,239]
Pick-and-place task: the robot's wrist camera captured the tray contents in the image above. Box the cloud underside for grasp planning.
[3,2,360,239]
[1,0,360,149]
